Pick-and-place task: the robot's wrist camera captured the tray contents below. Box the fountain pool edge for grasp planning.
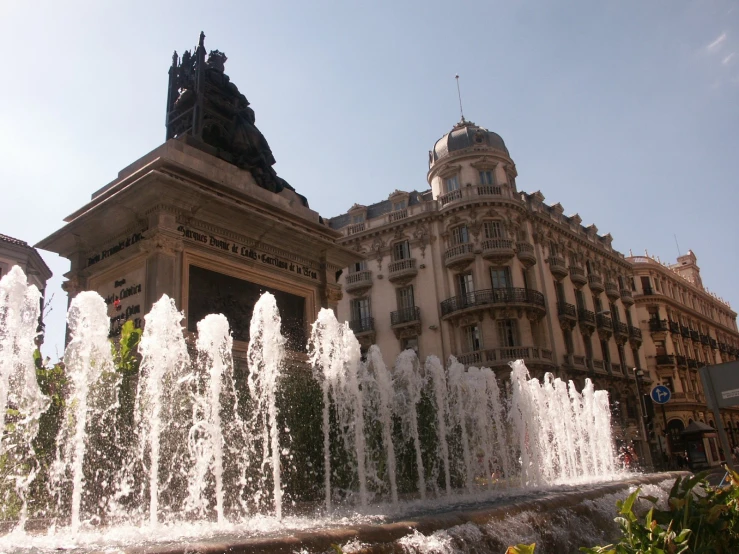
[115,472,689,554]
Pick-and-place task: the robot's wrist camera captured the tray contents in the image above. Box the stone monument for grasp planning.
[37,33,356,360]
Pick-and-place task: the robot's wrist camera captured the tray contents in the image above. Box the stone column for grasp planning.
[141,231,183,314]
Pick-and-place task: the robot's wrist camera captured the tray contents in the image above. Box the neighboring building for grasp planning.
[330,118,647,451]
[0,232,53,339]
[628,250,739,461]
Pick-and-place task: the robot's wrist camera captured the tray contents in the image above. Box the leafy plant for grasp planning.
[581,467,739,554]
[506,544,536,554]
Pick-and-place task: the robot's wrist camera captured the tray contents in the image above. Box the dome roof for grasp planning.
[430,119,508,167]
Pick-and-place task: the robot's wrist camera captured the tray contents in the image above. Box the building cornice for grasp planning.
[634,293,739,338]
[629,257,736,317]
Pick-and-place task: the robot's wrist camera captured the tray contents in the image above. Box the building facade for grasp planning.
[628,251,739,461]
[0,233,52,294]
[330,119,648,451]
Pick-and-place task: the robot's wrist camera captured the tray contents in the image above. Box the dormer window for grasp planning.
[479,170,495,185]
[393,200,406,211]
[445,176,460,192]
[351,213,365,224]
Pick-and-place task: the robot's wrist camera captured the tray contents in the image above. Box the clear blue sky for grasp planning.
[2,1,737,359]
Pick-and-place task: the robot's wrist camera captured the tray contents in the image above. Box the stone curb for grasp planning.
[105,472,689,554]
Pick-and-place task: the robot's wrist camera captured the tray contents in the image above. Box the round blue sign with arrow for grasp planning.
[650,385,671,405]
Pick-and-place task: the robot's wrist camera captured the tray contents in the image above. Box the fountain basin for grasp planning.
[102,472,686,554]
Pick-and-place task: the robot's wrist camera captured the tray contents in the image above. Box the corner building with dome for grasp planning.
[329,118,649,452]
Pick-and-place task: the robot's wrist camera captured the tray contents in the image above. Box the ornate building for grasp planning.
[628,251,739,459]
[330,118,648,452]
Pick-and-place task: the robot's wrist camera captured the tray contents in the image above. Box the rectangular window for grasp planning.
[393,200,406,211]
[351,213,365,224]
[626,309,633,327]
[497,319,518,347]
[555,281,566,305]
[397,285,415,310]
[575,289,586,310]
[401,336,419,354]
[600,339,611,363]
[445,175,460,192]
[464,325,482,352]
[563,328,574,354]
[483,221,504,239]
[490,267,511,289]
[610,303,620,323]
[617,344,626,370]
[457,273,474,297]
[351,298,371,321]
[593,296,603,313]
[451,225,469,245]
[349,260,367,273]
[631,347,640,369]
[479,170,495,185]
[640,276,651,292]
[522,267,530,290]
[393,240,411,261]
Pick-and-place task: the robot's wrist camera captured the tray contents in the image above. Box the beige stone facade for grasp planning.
[37,138,357,362]
[0,233,52,294]
[330,119,648,454]
[628,251,739,461]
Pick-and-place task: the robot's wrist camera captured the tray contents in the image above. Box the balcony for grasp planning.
[344,270,373,295]
[438,188,463,207]
[456,346,555,369]
[669,321,680,334]
[440,287,546,319]
[700,334,710,346]
[710,338,717,349]
[444,243,475,270]
[591,359,606,372]
[614,321,629,341]
[569,266,587,288]
[719,342,727,353]
[655,354,675,367]
[349,317,374,336]
[649,319,668,333]
[675,355,687,368]
[629,326,642,342]
[588,274,605,293]
[605,281,620,301]
[578,308,596,330]
[620,289,634,306]
[611,362,623,374]
[516,241,536,267]
[390,306,421,338]
[642,286,655,296]
[687,358,698,369]
[681,326,690,338]
[596,313,613,332]
[481,238,515,263]
[388,208,408,223]
[690,329,700,342]
[547,256,568,280]
[388,258,418,284]
[346,222,366,235]
[557,302,577,325]
[476,184,503,197]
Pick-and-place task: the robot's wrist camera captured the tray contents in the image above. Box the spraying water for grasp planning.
[132,295,191,526]
[309,309,368,511]
[0,267,624,549]
[247,293,286,519]
[393,350,426,499]
[426,356,451,496]
[186,314,233,522]
[364,345,398,505]
[51,291,117,531]
[0,266,48,530]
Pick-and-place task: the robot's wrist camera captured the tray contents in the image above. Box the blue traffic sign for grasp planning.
[651,385,671,405]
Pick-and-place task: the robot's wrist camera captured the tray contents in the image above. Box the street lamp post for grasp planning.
[634,369,654,470]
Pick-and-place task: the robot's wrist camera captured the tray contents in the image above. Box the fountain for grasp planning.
[0,266,675,553]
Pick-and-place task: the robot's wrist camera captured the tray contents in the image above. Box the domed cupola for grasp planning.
[429,118,508,169]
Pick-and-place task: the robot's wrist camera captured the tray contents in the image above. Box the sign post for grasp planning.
[651,385,672,461]
[699,362,739,472]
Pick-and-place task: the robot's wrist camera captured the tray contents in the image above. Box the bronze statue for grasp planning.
[166,33,308,206]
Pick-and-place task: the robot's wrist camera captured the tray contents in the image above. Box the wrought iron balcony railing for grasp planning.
[391,306,420,326]
[440,287,545,317]
[349,317,374,334]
